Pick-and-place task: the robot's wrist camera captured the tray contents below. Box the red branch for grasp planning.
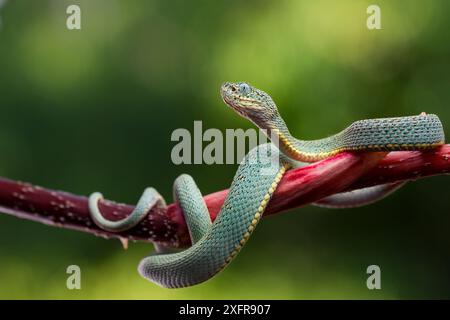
[0,145,449,247]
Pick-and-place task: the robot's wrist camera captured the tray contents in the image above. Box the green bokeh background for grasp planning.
[0,0,449,299]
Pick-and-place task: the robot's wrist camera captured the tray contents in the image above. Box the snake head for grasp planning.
[221,82,279,128]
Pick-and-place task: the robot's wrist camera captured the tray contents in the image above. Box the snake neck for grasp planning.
[263,116,342,163]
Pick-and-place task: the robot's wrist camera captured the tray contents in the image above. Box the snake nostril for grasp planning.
[231,86,236,92]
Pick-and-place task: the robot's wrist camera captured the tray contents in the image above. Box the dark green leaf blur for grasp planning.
[0,0,449,299]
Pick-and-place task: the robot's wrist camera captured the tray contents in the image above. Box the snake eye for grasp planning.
[238,83,251,95]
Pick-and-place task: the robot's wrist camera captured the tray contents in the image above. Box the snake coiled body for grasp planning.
[139,145,287,288]
[88,82,445,288]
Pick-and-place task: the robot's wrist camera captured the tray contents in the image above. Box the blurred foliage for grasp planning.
[0,0,449,299]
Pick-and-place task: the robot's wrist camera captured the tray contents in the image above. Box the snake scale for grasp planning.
[88,82,445,288]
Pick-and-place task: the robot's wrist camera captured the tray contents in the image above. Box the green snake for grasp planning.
[88,82,445,288]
